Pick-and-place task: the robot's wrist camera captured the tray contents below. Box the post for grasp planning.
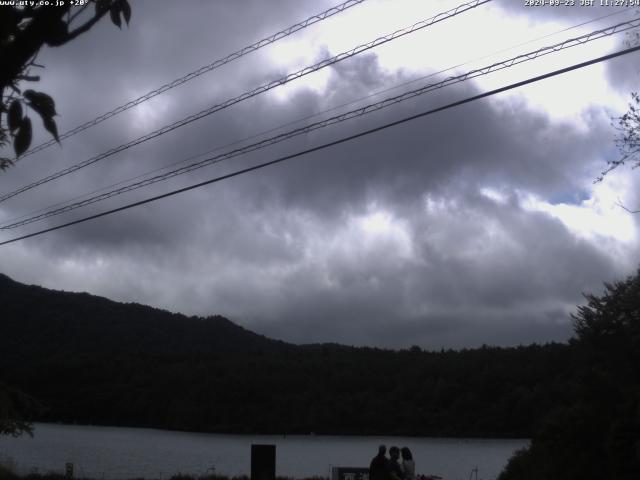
[251,444,275,480]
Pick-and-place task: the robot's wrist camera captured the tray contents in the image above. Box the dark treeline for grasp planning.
[498,270,640,480]
[0,272,573,438]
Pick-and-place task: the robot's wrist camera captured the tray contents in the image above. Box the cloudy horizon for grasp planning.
[1,0,639,350]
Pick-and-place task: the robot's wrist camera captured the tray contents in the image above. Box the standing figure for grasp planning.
[388,446,404,480]
[400,447,415,480]
[369,445,389,480]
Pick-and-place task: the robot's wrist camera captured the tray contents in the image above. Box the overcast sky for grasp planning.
[1,0,639,349]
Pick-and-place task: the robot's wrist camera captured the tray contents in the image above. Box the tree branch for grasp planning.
[16,75,40,82]
[0,7,68,89]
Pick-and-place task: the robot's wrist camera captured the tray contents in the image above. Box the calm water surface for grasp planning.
[0,424,527,480]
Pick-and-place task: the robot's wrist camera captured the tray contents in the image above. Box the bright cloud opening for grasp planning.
[522,174,637,244]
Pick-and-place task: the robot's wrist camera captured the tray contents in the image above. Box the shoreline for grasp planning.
[0,424,527,480]
[25,422,531,442]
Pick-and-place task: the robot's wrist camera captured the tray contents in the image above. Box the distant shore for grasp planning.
[30,421,531,441]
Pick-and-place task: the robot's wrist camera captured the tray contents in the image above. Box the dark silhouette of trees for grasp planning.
[608,94,640,211]
[0,382,41,437]
[3,265,638,475]
[599,92,640,188]
[599,30,640,210]
[499,270,640,480]
[0,0,131,169]
[0,2,132,432]
[0,273,574,438]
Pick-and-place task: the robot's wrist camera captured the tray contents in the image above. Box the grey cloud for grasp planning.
[492,0,640,98]
[245,189,617,348]
[1,0,637,349]
[233,74,612,218]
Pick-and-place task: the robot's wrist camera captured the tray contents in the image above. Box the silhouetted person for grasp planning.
[369,445,389,480]
[388,446,403,480]
[400,447,415,480]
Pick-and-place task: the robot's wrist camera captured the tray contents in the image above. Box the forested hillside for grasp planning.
[1,273,573,437]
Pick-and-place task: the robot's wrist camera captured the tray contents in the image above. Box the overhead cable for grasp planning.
[16,0,367,160]
[0,0,491,204]
[3,16,638,230]
[1,44,639,246]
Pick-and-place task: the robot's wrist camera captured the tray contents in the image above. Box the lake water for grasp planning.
[0,424,527,480]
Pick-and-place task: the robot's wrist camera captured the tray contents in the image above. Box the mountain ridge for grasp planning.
[0,272,287,357]
[1,272,574,437]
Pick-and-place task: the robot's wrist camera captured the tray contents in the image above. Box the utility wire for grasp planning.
[23,0,600,230]
[3,16,634,228]
[0,0,491,204]
[16,0,367,160]
[5,4,624,228]
[2,44,638,247]
[2,4,627,228]
[3,16,638,230]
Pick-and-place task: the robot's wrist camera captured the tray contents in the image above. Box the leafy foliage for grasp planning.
[0,0,131,166]
[499,270,640,480]
[601,92,640,182]
[599,28,640,183]
[0,382,41,437]
[0,1,130,429]
[0,463,18,480]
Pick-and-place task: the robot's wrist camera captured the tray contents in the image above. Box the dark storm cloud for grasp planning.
[241,186,621,349]
[238,71,611,216]
[0,0,637,349]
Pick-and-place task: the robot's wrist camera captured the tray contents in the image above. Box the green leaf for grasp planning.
[110,5,122,28]
[14,117,32,157]
[24,90,57,118]
[42,115,60,143]
[120,0,131,25]
[8,100,22,132]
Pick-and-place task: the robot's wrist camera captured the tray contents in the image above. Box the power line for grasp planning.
[16,0,367,160]
[6,6,625,226]
[0,0,491,204]
[17,0,588,228]
[2,44,638,247]
[14,5,624,226]
[4,16,638,230]
[4,16,635,228]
